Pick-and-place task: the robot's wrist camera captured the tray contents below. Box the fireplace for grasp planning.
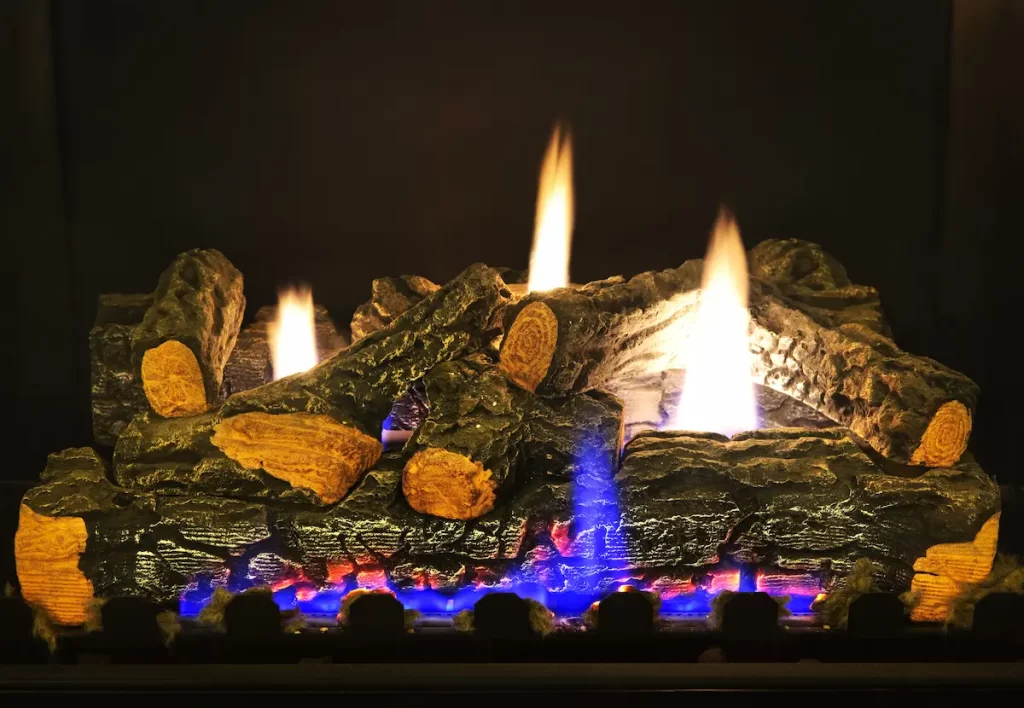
[4,0,1024,684]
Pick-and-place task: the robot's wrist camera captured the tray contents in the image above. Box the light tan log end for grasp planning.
[141,340,208,418]
[910,400,972,467]
[14,504,95,626]
[499,301,558,392]
[909,512,999,622]
[211,412,382,504]
[403,448,497,520]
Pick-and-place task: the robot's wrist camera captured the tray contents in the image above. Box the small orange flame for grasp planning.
[527,123,574,292]
[671,209,758,437]
[268,285,318,380]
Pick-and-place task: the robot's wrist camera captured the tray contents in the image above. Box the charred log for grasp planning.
[131,249,245,418]
[401,354,623,520]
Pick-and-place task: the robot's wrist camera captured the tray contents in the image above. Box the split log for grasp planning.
[90,293,154,446]
[615,429,1000,591]
[115,263,511,504]
[350,275,440,343]
[220,304,348,398]
[499,239,977,466]
[401,354,624,520]
[131,249,245,418]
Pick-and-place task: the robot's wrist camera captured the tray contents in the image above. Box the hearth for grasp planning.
[12,124,999,633]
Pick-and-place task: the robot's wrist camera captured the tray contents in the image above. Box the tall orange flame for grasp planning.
[671,209,758,437]
[268,285,318,380]
[527,123,574,292]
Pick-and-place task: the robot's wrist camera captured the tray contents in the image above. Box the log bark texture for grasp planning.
[748,239,890,336]
[90,293,155,446]
[115,264,510,505]
[615,429,1000,590]
[219,304,348,399]
[131,249,245,417]
[401,354,623,519]
[350,275,441,343]
[22,431,999,625]
[498,266,701,395]
[499,240,977,466]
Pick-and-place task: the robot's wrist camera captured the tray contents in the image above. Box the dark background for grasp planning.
[4,0,1022,502]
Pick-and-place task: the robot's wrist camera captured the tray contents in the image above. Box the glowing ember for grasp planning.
[705,569,741,594]
[268,285,318,380]
[670,209,758,436]
[527,123,574,292]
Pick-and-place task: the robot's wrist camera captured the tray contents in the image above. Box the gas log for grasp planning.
[499,240,978,466]
[219,304,348,398]
[402,354,623,520]
[131,249,246,418]
[19,427,999,625]
[614,429,1000,599]
[115,264,510,506]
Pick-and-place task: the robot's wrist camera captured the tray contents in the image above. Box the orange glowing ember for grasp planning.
[268,285,318,380]
[671,209,758,437]
[527,123,574,292]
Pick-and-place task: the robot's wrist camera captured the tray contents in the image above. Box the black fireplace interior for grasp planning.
[3,0,1024,686]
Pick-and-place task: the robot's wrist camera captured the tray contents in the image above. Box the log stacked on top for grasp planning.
[23,240,998,626]
[499,240,977,467]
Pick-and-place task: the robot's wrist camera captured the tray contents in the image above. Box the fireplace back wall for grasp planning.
[8,1,1022,499]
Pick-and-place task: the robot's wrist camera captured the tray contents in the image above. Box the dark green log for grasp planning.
[112,264,511,506]
[19,431,1000,623]
[131,248,246,406]
[401,354,623,518]
[90,293,155,446]
[113,412,324,505]
[221,262,510,435]
[616,429,1000,589]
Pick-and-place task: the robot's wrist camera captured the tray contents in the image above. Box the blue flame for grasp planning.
[177,424,818,621]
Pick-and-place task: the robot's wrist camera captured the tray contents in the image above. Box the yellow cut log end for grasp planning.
[141,340,208,418]
[909,400,972,467]
[14,505,95,626]
[403,448,497,520]
[909,512,999,622]
[499,301,558,392]
[211,412,381,504]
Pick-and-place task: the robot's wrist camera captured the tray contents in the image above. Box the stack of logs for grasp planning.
[17,241,998,626]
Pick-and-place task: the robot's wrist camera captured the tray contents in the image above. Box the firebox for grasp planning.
[4,0,1023,684]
